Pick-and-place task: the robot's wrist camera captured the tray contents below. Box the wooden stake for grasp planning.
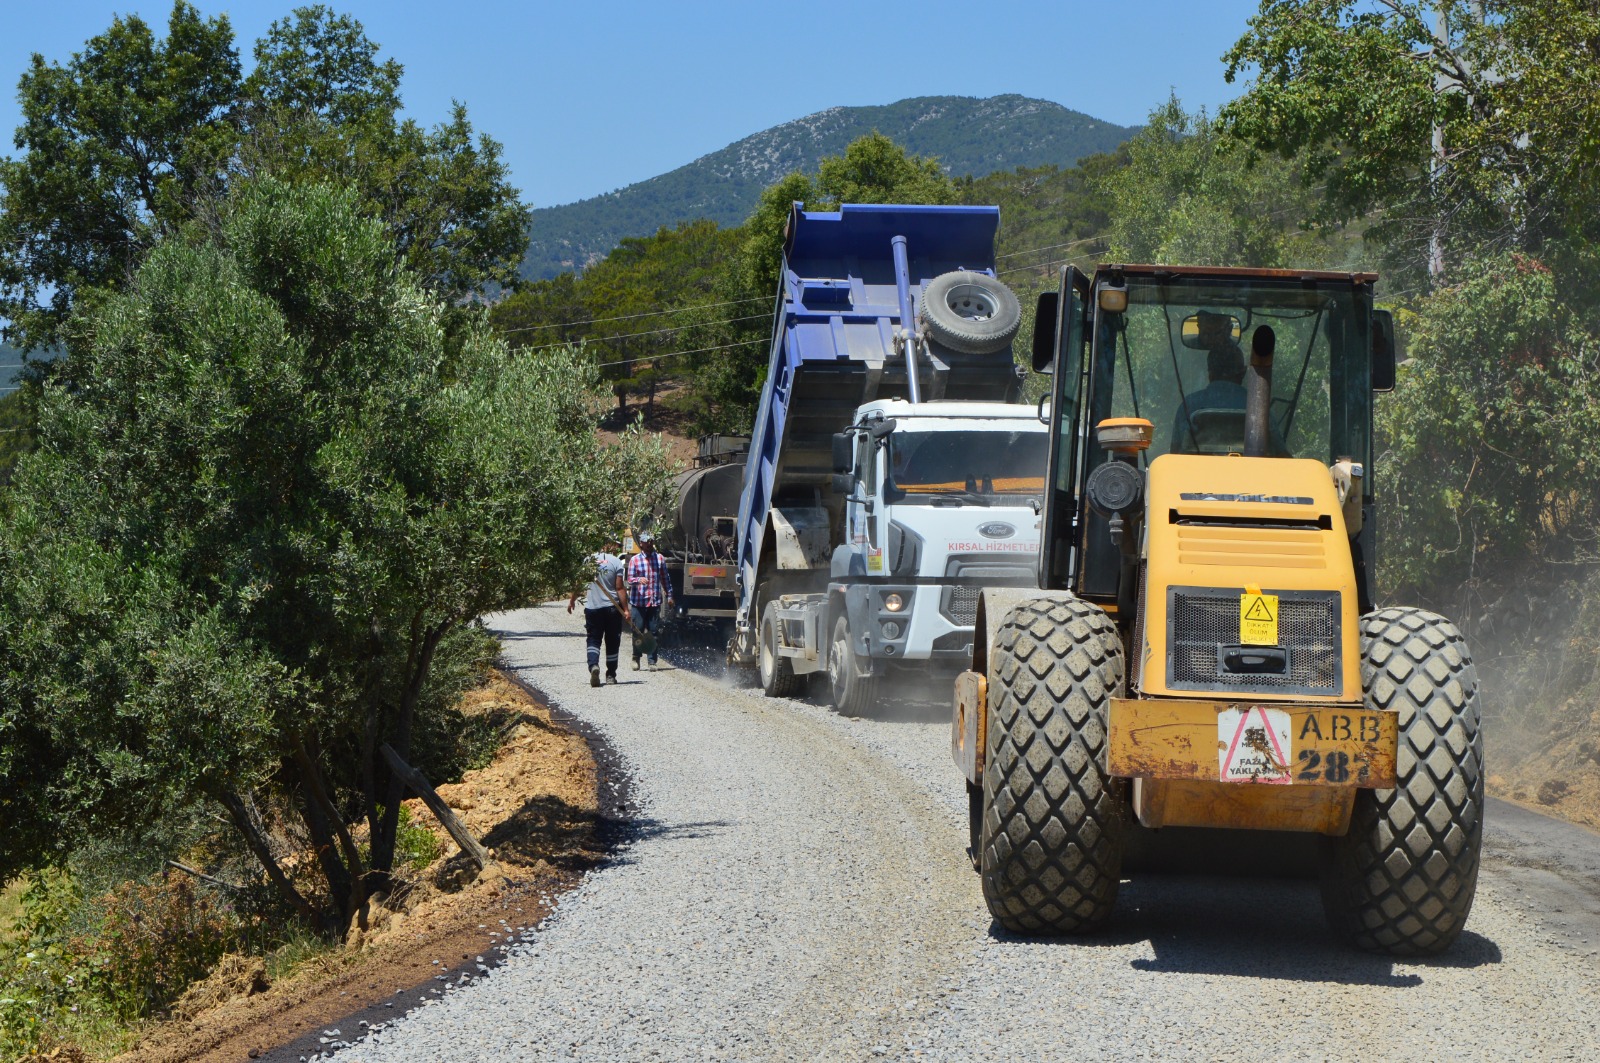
[378,743,494,872]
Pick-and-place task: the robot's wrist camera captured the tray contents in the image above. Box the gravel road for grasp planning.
[331,603,1600,1062]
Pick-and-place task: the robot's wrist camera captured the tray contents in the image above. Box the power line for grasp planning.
[498,236,1112,342]
[512,312,771,355]
[996,239,1117,277]
[995,233,1110,261]
[499,235,1110,341]
[588,337,767,369]
[497,294,772,336]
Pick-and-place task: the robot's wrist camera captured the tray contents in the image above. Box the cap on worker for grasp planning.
[638,530,655,544]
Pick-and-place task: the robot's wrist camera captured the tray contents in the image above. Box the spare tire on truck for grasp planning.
[1320,607,1484,956]
[920,271,1022,355]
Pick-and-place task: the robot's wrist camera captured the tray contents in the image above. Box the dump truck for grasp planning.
[726,202,1049,714]
[953,263,1482,955]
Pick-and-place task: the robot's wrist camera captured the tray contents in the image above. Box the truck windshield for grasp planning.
[888,429,1047,497]
[1086,276,1372,468]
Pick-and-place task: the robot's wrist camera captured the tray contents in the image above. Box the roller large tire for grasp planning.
[980,597,1127,934]
[827,615,877,717]
[758,601,806,699]
[1321,607,1483,956]
[919,271,1022,355]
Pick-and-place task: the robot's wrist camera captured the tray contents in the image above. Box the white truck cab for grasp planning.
[831,400,1047,676]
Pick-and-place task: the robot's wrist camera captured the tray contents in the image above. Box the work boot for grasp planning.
[606,673,617,685]
[632,657,641,671]
[589,666,601,688]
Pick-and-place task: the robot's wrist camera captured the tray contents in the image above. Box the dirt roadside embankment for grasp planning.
[111,669,605,1063]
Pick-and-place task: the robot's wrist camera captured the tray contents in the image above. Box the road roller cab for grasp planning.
[951,264,1484,955]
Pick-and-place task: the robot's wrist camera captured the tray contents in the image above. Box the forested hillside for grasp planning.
[522,94,1135,279]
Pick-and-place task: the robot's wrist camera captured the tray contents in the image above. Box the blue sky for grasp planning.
[0,1,1268,211]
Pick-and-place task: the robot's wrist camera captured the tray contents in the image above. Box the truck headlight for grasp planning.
[882,621,902,640]
[884,592,905,612]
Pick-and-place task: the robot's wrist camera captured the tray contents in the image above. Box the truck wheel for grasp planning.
[1320,607,1483,956]
[758,601,806,698]
[920,271,1022,355]
[980,597,1126,934]
[828,615,877,717]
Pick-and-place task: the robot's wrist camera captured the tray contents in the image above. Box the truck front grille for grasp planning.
[1165,586,1342,696]
[941,557,1034,629]
[944,586,980,626]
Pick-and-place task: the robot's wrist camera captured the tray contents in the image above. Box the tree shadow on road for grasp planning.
[985,874,1502,986]
[496,628,584,642]
[481,786,732,878]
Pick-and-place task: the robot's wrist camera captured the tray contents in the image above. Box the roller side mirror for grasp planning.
[1032,291,1059,373]
[1372,309,1398,393]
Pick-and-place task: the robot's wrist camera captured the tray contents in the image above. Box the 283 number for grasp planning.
[1296,749,1351,783]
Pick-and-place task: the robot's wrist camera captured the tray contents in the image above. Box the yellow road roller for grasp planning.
[952,264,1480,955]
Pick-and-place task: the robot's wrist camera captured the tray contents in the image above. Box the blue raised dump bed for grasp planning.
[734,202,1021,609]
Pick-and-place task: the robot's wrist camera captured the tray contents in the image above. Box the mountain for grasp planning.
[522,94,1136,279]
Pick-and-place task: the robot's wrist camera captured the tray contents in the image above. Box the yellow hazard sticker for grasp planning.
[1240,591,1279,645]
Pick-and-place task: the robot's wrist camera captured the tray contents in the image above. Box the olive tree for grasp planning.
[0,179,671,924]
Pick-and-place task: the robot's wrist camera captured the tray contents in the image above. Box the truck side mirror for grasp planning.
[832,432,852,473]
[1372,309,1398,393]
[1032,291,1059,373]
[830,473,855,495]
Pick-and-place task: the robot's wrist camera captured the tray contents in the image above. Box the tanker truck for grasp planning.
[654,435,747,634]
[726,202,1049,715]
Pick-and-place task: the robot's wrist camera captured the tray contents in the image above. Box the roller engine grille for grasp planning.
[1167,587,1342,696]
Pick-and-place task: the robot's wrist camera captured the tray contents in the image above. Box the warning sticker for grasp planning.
[1218,705,1293,784]
[866,549,885,575]
[1240,591,1279,645]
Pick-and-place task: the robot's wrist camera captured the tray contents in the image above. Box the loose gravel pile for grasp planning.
[328,603,1600,1062]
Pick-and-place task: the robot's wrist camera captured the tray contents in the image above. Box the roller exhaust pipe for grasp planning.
[1245,325,1276,458]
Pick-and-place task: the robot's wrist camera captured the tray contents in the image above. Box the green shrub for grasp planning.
[395,806,444,873]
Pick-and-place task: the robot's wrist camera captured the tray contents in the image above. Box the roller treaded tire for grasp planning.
[1321,607,1483,956]
[919,271,1022,355]
[980,597,1126,934]
[828,616,877,717]
[759,601,806,699]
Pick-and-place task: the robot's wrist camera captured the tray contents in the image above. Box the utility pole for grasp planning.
[1429,5,1449,284]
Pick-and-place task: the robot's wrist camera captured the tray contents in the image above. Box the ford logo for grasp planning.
[978,522,1015,539]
